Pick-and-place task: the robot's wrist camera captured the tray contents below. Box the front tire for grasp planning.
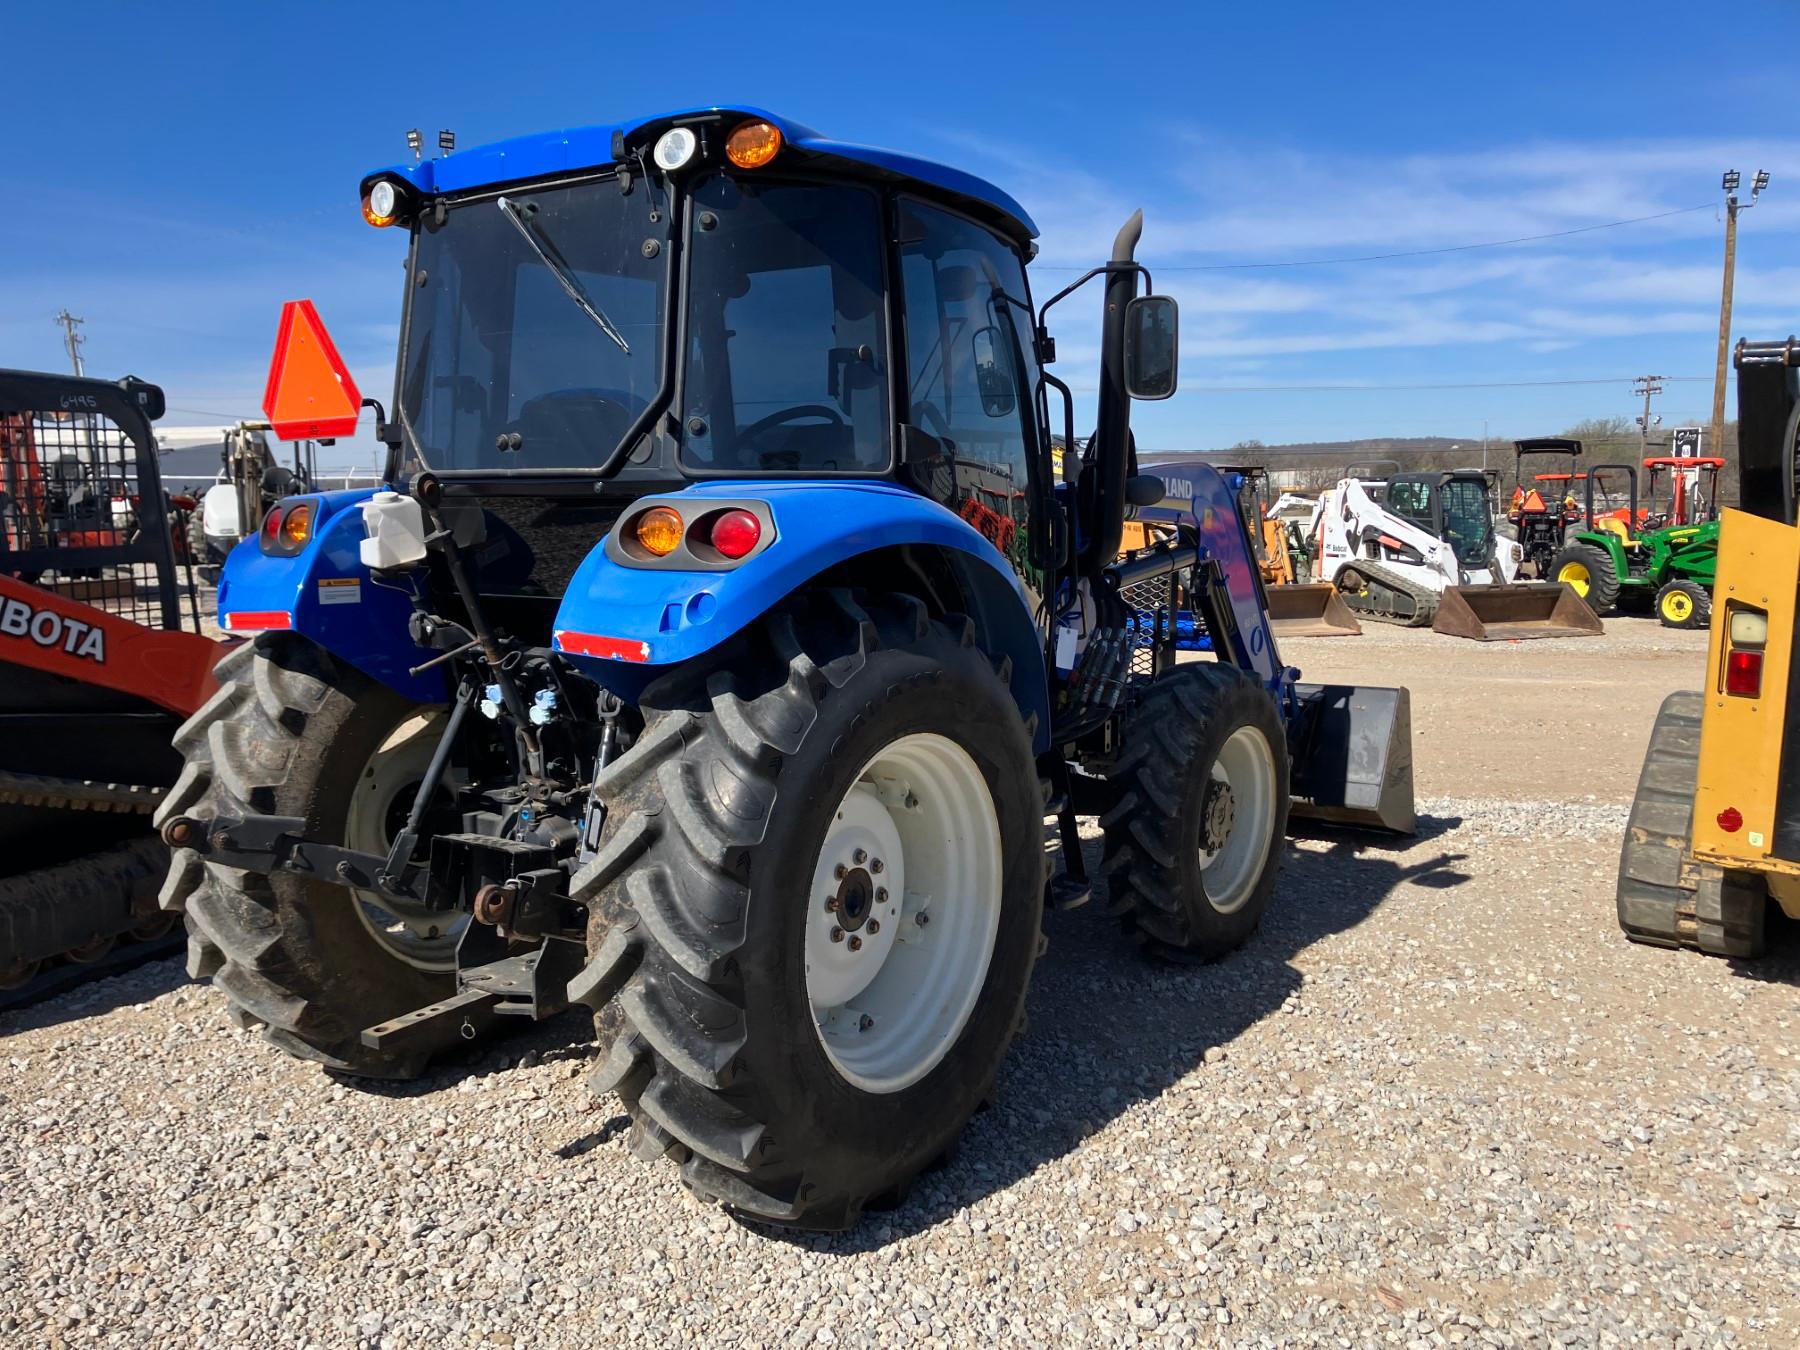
[1655,578,1711,630]
[1551,542,1620,616]
[568,591,1043,1230]
[1101,663,1289,961]
[155,636,458,1077]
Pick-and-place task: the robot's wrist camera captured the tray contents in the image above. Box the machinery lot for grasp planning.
[4,619,1798,1347]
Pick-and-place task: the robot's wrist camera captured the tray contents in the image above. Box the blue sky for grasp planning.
[4,0,1797,463]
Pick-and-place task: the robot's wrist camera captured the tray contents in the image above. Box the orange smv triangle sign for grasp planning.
[262,299,363,440]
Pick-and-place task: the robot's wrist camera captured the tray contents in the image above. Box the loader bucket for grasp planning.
[1266,583,1363,637]
[1430,582,1602,641]
[1288,683,1415,834]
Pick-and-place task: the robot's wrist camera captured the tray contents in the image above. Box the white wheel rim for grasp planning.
[1198,726,1277,915]
[344,712,467,971]
[805,732,1003,1094]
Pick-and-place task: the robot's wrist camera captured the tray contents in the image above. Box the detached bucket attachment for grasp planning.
[1266,583,1363,638]
[1430,582,1602,641]
[1288,683,1415,835]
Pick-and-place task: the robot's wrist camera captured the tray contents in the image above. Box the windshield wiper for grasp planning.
[497,195,631,356]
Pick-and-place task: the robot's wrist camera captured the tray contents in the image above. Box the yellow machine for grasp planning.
[1616,338,1800,956]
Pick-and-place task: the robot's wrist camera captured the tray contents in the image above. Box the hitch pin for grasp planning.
[408,635,484,678]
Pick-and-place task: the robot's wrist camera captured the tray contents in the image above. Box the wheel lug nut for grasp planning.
[824,896,840,912]
[833,864,847,880]
[830,927,844,943]
[847,936,863,952]
[915,911,930,927]
[858,1014,874,1032]
[875,887,888,903]
[852,848,868,865]
[867,919,880,935]
[870,858,884,874]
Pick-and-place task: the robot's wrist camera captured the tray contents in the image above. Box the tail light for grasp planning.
[260,499,317,557]
[1723,604,1768,699]
[705,509,762,560]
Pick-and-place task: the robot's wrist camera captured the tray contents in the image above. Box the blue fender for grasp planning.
[215,489,447,704]
[553,481,1051,749]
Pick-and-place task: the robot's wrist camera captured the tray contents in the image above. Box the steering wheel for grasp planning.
[737,403,848,450]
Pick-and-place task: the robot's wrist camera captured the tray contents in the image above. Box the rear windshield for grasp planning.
[1441,478,1493,564]
[399,174,668,471]
[679,175,888,474]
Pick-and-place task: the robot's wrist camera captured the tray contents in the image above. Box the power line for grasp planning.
[1035,201,1716,272]
[1177,374,1726,394]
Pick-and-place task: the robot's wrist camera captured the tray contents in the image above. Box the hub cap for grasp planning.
[1198,726,1277,915]
[1662,589,1693,622]
[1557,561,1591,596]
[805,733,1002,1094]
[344,712,467,971]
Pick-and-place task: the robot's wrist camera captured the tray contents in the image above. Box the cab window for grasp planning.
[897,199,1040,567]
[680,176,888,473]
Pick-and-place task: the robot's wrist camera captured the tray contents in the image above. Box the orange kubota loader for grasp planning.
[0,370,224,999]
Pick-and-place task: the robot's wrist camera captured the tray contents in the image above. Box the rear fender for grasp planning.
[552,482,1051,751]
[215,488,446,703]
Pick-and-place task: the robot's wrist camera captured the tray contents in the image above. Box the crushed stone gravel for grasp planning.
[4,789,1797,1347]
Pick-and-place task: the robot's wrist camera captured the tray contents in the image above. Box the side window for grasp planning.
[897,200,1040,571]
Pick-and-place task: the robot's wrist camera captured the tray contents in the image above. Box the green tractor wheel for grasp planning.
[1549,541,1621,616]
[1654,578,1712,630]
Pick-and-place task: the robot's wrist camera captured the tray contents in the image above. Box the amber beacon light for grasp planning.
[726,120,783,169]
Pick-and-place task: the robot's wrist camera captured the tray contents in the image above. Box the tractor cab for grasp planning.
[352,110,1066,646]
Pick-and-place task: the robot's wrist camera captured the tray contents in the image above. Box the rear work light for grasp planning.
[362,179,401,227]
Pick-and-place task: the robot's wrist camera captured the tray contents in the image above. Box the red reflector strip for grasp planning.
[222,611,293,632]
[1725,648,1763,698]
[1717,806,1744,833]
[556,630,651,663]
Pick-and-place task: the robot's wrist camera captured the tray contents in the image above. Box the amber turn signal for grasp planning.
[726,120,783,170]
[281,502,313,547]
[634,506,684,557]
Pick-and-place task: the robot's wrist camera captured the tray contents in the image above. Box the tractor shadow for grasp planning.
[780,811,1470,1251]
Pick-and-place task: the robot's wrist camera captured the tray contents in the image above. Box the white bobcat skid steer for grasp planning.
[1310,470,1595,638]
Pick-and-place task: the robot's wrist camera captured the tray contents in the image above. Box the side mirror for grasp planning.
[1123,295,1179,401]
[972,327,1016,418]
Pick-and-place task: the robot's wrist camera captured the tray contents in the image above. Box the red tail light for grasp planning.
[1726,649,1763,698]
[708,509,763,560]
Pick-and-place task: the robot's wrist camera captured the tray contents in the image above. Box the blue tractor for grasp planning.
[157,109,1413,1229]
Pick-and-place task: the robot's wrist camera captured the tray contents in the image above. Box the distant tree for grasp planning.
[1560,416,1636,444]
[1230,438,1266,450]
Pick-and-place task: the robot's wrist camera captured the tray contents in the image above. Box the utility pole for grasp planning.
[1633,375,1666,456]
[1711,169,1770,461]
[53,310,86,377]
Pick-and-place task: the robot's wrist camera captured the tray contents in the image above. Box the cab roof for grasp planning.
[365,105,1038,241]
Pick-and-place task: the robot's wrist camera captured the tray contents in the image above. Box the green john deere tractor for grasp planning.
[1550,457,1723,628]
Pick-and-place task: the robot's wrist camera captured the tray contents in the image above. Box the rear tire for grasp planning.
[1654,578,1711,630]
[568,590,1043,1230]
[1100,663,1290,961]
[155,635,456,1077]
[1551,542,1620,616]
[1616,691,1767,957]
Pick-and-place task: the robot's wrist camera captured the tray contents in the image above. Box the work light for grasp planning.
[653,127,698,172]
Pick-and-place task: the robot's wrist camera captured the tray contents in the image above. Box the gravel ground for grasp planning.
[4,626,1798,1347]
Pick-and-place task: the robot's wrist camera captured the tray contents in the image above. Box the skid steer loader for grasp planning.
[158,107,1414,1231]
[1311,466,1600,639]
[1,370,224,998]
[1617,336,1800,956]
